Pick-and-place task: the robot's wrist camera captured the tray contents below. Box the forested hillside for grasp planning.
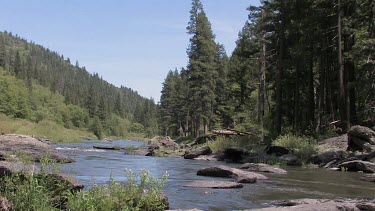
[0,31,158,140]
[159,0,374,139]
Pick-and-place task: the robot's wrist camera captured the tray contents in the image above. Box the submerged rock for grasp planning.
[184,146,212,159]
[338,160,375,173]
[360,174,375,182]
[197,165,268,183]
[0,134,74,163]
[184,181,243,189]
[240,163,287,174]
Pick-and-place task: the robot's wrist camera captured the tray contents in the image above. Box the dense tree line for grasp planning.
[0,31,158,138]
[159,0,374,139]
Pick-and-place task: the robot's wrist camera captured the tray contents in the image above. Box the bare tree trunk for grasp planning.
[308,50,315,129]
[294,60,300,131]
[259,9,267,142]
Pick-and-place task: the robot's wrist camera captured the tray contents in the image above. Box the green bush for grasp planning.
[67,170,168,211]
[206,136,252,153]
[273,134,317,161]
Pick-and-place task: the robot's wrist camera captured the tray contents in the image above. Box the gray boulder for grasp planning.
[240,163,287,174]
[0,134,74,163]
[279,154,302,166]
[184,181,243,189]
[197,165,268,183]
[338,160,375,173]
[184,146,212,159]
[348,125,375,144]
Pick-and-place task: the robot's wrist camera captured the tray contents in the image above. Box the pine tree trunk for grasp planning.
[337,0,347,130]
[276,0,285,135]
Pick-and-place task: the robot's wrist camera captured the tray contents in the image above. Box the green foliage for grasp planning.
[130,123,145,134]
[90,116,104,140]
[206,136,253,153]
[67,170,168,211]
[273,134,318,161]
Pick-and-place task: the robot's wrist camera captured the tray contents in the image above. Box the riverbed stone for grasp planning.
[193,155,218,161]
[184,181,243,189]
[197,165,268,183]
[249,199,375,211]
[184,146,212,159]
[338,160,375,173]
[360,174,375,182]
[0,134,74,163]
[240,163,287,174]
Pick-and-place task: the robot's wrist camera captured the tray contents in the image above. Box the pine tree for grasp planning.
[187,0,218,137]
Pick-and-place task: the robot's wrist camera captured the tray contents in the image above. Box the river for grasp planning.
[55,140,375,210]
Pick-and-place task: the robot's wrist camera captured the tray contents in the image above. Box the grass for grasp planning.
[0,114,96,142]
[273,134,318,161]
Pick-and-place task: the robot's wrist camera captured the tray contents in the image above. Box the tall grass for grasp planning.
[0,114,96,142]
[273,134,318,161]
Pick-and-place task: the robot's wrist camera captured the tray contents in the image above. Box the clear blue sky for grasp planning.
[0,0,260,101]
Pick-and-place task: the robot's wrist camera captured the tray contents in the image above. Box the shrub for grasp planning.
[67,170,168,211]
[206,136,252,153]
[273,134,317,161]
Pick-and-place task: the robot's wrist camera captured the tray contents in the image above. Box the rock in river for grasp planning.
[338,160,375,173]
[197,165,268,183]
[184,146,212,159]
[240,163,287,174]
[250,199,375,211]
[184,181,243,189]
[0,134,74,163]
[360,174,375,182]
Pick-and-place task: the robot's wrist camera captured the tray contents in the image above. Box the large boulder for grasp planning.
[197,165,268,183]
[317,134,348,153]
[279,154,302,166]
[184,146,212,159]
[338,160,375,173]
[0,134,74,163]
[265,146,290,157]
[184,181,243,189]
[348,125,375,144]
[310,150,348,167]
[223,147,250,163]
[240,163,287,174]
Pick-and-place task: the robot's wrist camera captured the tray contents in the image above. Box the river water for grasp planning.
[55,140,375,210]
